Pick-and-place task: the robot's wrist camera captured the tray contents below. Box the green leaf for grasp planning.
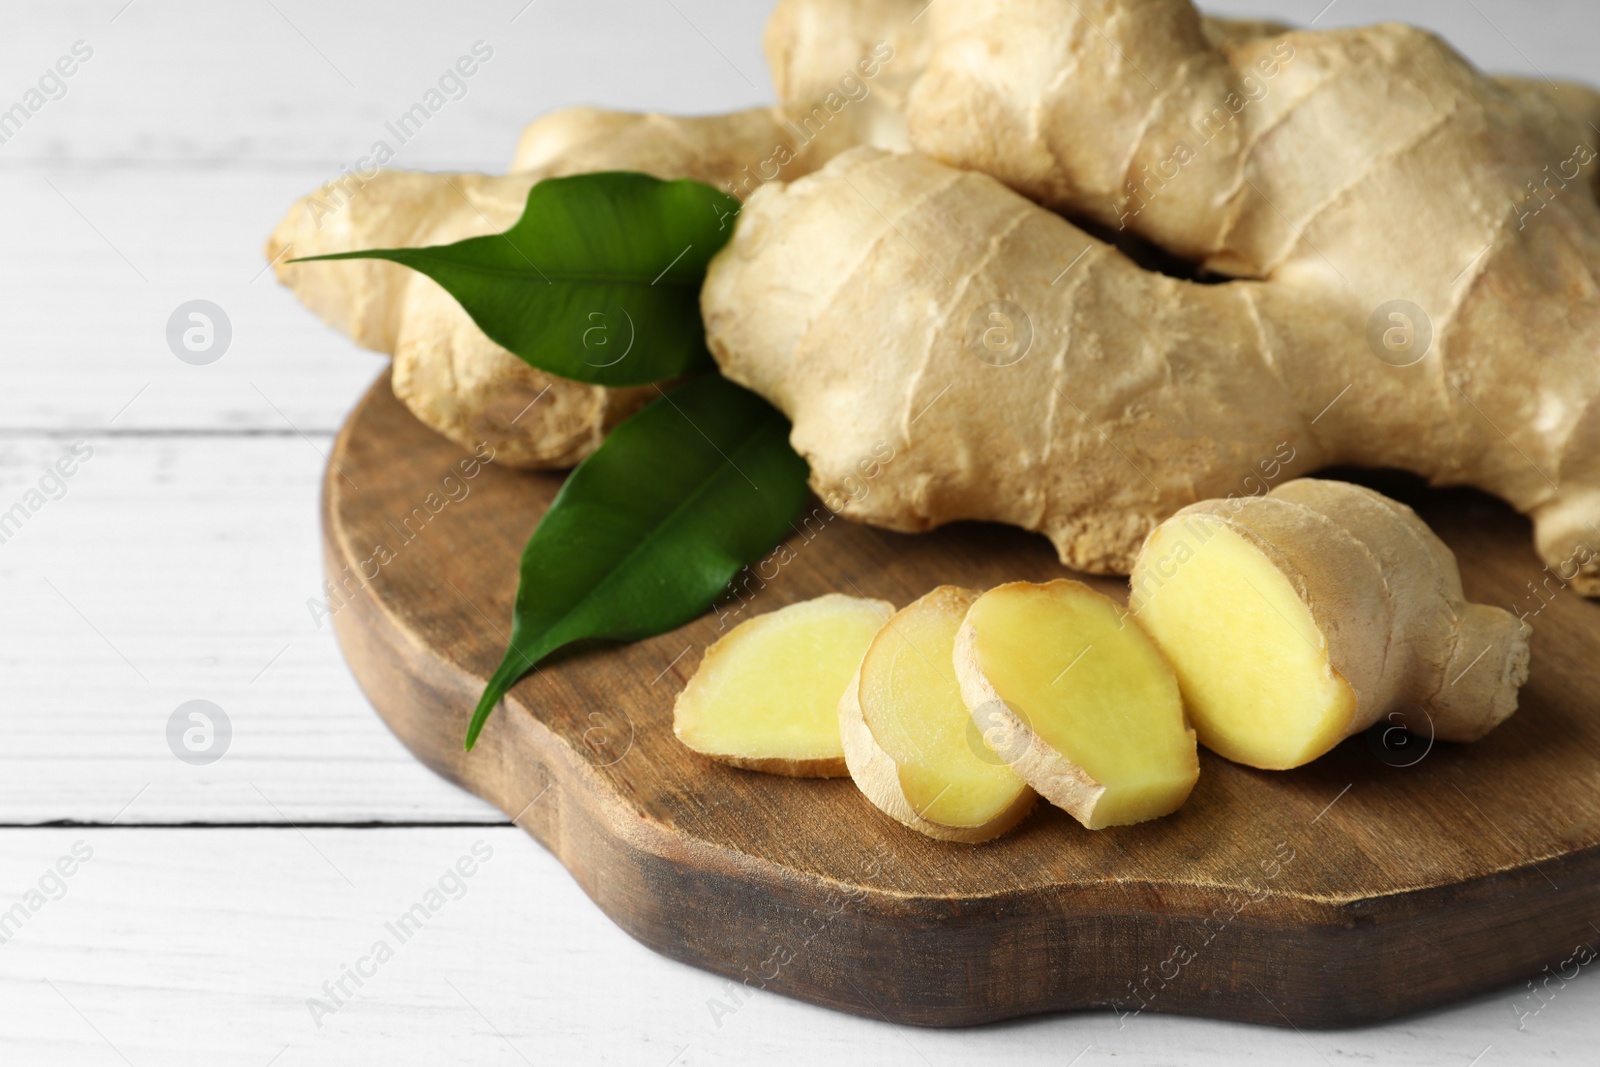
[292,172,741,386]
[466,375,810,749]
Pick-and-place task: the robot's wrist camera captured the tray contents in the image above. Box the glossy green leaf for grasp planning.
[466,375,810,749]
[293,172,741,386]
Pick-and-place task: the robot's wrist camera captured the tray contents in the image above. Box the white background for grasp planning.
[1,1,1596,1063]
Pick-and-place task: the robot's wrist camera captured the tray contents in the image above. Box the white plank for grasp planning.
[0,0,774,170]
[0,0,1589,173]
[0,0,772,434]
[0,432,500,824]
[0,148,736,434]
[0,827,1590,1066]
[0,166,388,433]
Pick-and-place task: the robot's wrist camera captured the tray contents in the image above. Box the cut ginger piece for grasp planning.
[673,593,893,777]
[839,586,1035,842]
[1130,479,1529,770]
[1132,516,1356,769]
[954,580,1198,830]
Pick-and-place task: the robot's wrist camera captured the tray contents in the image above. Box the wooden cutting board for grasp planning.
[324,372,1600,1029]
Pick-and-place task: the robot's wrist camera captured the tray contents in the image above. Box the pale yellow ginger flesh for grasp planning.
[673,594,892,777]
[1133,520,1358,769]
[953,581,1198,829]
[1131,479,1531,770]
[840,586,1034,842]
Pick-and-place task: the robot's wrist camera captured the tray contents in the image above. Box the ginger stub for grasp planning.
[673,593,892,777]
[1130,479,1531,770]
[839,586,1035,843]
[953,580,1199,830]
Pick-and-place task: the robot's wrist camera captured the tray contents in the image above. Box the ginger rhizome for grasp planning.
[838,586,1035,842]
[270,0,1600,593]
[268,102,896,468]
[702,0,1600,596]
[954,580,1198,829]
[673,593,892,777]
[1130,479,1530,770]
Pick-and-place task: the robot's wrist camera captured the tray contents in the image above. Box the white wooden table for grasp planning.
[2,2,1595,1063]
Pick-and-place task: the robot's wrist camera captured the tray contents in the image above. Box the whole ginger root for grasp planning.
[268,0,1600,593]
[266,102,892,467]
[704,0,1600,594]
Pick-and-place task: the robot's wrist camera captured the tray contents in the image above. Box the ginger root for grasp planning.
[268,103,889,467]
[673,593,892,777]
[954,580,1197,829]
[1130,479,1531,770]
[708,1,1600,595]
[764,0,922,154]
[838,586,1034,842]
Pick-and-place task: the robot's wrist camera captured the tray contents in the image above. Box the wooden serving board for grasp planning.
[324,373,1600,1029]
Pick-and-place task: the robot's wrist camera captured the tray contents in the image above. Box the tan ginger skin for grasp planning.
[267,0,1600,593]
[1131,479,1531,757]
[266,78,902,467]
[262,1,1360,470]
[702,0,1600,595]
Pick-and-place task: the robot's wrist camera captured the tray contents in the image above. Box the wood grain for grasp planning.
[326,375,1600,1030]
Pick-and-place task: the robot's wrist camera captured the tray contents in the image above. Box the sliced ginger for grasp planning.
[1132,517,1357,768]
[954,580,1198,830]
[1131,479,1530,770]
[674,593,892,777]
[840,586,1034,842]
[671,481,1526,836]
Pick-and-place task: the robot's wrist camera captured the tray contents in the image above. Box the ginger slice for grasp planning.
[1130,479,1530,770]
[1131,517,1357,768]
[674,594,893,777]
[954,580,1198,830]
[839,586,1035,843]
